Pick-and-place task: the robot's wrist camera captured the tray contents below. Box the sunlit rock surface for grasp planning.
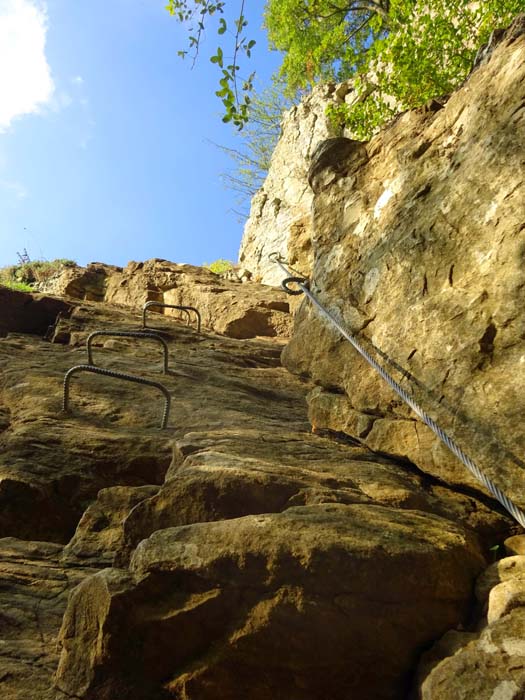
[3,17,525,700]
[0,287,514,699]
[282,18,525,513]
[40,258,293,339]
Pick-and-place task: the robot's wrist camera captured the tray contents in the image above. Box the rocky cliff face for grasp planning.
[0,280,520,700]
[40,259,292,339]
[238,84,345,285]
[280,19,525,514]
[231,18,525,697]
[2,18,525,700]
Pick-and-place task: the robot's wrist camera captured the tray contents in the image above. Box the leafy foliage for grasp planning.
[166,0,255,128]
[325,0,525,138]
[205,258,234,274]
[265,0,388,94]
[167,0,523,137]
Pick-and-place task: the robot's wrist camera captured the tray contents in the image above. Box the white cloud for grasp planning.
[72,75,83,85]
[0,0,54,132]
[0,178,28,199]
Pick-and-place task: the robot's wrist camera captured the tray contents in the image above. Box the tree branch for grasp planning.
[231,0,246,105]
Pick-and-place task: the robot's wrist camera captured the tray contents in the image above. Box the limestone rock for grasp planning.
[238,84,344,286]
[0,294,305,544]
[307,137,368,194]
[476,555,525,605]
[39,262,117,301]
[488,577,525,624]
[40,258,292,339]
[6,33,525,689]
[0,314,172,542]
[419,608,525,700]
[0,294,307,698]
[0,537,97,700]
[55,504,485,700]
[415,628,478,688]
[307,386,375,437]
[282,20,525,509]
[62,485,160,566]
[1,289,514,699]
[505,534,525,556]
[116,425,512,568]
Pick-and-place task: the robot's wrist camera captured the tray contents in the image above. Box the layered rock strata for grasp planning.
[282,18,525,513]
[40,258,292,339]
[0,287,517,699]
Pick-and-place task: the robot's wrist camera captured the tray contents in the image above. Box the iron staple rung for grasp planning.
[270,252,525,530]
[63,364,171,429]
[142,301,202,334]
[86,330,170,373]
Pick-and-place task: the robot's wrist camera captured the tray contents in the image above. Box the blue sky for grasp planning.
[0,0,280,269]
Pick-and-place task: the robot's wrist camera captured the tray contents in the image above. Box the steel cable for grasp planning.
[271,252,525,528]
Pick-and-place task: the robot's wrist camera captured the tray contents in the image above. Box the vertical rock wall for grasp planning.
[282,18,525,510]
[238,84,345,285]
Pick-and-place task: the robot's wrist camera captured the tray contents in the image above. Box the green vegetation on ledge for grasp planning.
[0,280,34,292]
[0,258,77,291]
[205,258,234,274]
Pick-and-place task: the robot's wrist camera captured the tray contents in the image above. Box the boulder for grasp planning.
[476,555,525,605]
[55,504,486,700]
[488,577,525,624]
[419,608,525,700]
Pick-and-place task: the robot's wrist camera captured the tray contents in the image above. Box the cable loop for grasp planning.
[268,251,284,264]
[281,277,308,296]
[270,253,525,529]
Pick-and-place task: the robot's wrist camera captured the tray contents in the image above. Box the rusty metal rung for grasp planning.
[62,364,171,429]
[142,301,201,333]
[86,330,169,373]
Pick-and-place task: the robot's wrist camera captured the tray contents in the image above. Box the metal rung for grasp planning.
[142,301,201,333]
[87,330,169,373]
[63,364,171,429]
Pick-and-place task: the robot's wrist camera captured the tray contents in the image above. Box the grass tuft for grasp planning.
[0,258,77,290]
